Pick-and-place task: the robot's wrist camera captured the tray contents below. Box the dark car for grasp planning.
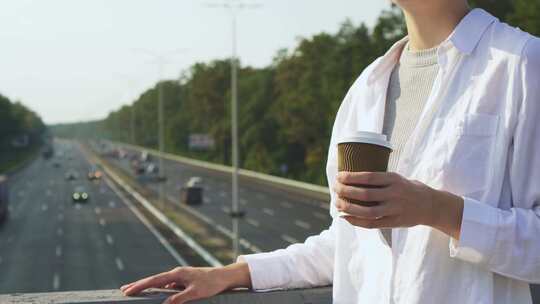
[181,177,203,206]
[72,186,89,203]
[131,160,146,175]
[0,175,8,224]
[65,171,78,181]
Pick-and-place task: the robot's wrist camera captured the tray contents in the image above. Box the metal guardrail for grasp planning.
[0,287,333,304]
[106,141,331,206]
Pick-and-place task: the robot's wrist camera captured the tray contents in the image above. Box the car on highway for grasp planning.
[140,151,151,162]
[65,170,78,181]
[0,175,8,224]
[72,186,89,203]
[87,169,103,181]
[131,160,146,175]
[180,177,203,206]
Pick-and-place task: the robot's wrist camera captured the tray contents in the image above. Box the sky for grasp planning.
[0,0,390,124]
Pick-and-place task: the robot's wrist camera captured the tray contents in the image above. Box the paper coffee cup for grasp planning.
[337,131,392,207]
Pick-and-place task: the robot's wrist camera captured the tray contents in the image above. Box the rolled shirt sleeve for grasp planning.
[238,220,336,291]
[450,36,540,283]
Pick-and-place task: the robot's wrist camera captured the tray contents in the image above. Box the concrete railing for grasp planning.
[104,141,331,205]
[0,287,333,304]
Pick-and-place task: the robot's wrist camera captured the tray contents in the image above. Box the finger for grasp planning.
[120,282,135,292]
[124,271,178,296]
[164,287,197,304]
[341,215,397,229]
[336,199,393,219]
[337,171,399,187]
[333,182,390,202]
[165,283,182,290]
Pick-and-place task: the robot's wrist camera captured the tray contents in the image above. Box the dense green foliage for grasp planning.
[54,2,540,185]
[0,94,46,173]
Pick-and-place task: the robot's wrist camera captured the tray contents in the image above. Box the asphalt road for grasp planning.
[101,145,333,253]
[0,141,181,294]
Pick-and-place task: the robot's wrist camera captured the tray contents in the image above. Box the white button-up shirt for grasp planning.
[240,9,540,304]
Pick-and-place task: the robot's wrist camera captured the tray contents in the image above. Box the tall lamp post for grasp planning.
[205,0,262,260]
[132,48,187,209]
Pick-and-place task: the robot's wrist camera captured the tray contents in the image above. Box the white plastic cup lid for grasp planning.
[338,131,392,150]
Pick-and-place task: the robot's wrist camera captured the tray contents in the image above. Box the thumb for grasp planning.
[164,287,197,304]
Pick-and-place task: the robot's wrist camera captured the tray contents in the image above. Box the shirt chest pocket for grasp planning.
[437,113,500,197]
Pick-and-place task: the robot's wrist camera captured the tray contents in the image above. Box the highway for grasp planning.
[0,141,182,294]
[99,144,333,254]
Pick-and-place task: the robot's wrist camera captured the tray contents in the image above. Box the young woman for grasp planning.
[121,1,540,303]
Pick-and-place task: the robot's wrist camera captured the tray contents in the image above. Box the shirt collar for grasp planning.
[450,8,497,55]
[368,8,497,85]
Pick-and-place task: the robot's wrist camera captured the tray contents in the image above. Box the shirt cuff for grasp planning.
[237,251,292,291]
[449,196,499,265]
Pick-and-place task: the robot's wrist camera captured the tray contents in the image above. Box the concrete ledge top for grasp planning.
[0,287,333,304]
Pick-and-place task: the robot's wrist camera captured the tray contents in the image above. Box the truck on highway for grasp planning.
[0,175,8,224]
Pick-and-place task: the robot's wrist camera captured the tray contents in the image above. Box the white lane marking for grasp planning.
[246,218,260,227]
[115,257,124,271]
[295,220,311,230]
[216,225,234,238]
[58,214,64,221]
[222,206,230,214]
[99,218,107,227]
[46,190,52,196]
[55,245,62,257]
[281,201,293,208]
[41,204,48,212]
[108,180,189,266]
[75,204,82,210]
[240,239,262,253]
[281,234,299,244]
[108,201,116,208]
[57,228,64,236]
[313,211,328,220]
[94,207,101,215]
[53,273,60,290]
[262,208,275,216]
[106,234,114,245]
[203,197,210,204]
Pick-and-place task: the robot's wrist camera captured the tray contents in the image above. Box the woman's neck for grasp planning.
[403,2,471,51]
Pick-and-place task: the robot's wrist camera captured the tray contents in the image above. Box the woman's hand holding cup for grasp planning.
[334,171,435,228]
[333,171,464,240]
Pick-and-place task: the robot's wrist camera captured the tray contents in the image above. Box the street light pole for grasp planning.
[230,11,240,260]
[205,0,262,261]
